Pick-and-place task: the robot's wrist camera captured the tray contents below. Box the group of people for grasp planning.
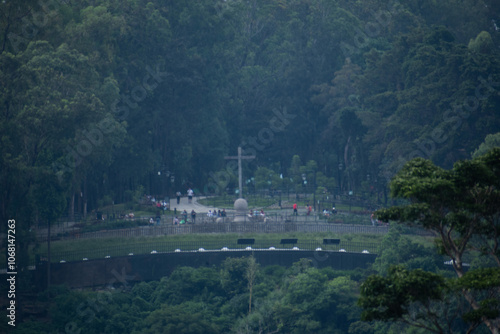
[149,216,161,225]
[172,208,228,224]
[292,203,338,216]
[323,206,337,217]
[207,209,226,218]
[145,195,169,209]
[173,209,197,225]
[248,209,266,218]
[175,188,194,204]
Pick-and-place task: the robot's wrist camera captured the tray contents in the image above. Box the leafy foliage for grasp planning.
[367,149,500,332]
[2,1,500,331]
[360,266,447,321]
[15,260,369,334]
[3,0,500,230]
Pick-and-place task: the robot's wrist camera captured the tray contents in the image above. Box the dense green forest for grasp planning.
[1,1,500,331]
[2,0,500,228]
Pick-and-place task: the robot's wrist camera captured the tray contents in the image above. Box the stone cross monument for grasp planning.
[224,146,255,198]
[225,147,255,222]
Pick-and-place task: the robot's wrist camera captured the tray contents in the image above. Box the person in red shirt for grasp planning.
[293,203,298,216]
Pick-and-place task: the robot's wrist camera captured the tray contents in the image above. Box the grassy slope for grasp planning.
[31,231,436,263]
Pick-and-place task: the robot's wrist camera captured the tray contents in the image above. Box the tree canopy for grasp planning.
[1,5,500,328]
[363,149,500,332]
[2,0,500,227]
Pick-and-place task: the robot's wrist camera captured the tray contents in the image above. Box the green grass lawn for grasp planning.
[30,231,435,264]
[0,226,436,266]
[41,232,381,251]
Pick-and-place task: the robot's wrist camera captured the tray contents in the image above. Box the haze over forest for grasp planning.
[1,0,500,226]
[2,1,500,333]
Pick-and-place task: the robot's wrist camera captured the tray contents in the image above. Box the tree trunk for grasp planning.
[47,221,51,289]
[70,192,75,222]
[83,176,87,220]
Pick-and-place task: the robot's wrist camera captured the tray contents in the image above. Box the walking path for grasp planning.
[169,196,225,215]
[169,196,323,218]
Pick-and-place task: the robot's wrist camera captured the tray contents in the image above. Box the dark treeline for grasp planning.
[1,1,500,230]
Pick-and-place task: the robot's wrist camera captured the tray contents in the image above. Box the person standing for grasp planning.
[191,210,196,224]
[176,191,182,204]
[187,188,194,203]
[293,203,298,216]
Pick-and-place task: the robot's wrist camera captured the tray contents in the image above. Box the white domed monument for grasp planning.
[224,147,255,222]
[234,197,249,222]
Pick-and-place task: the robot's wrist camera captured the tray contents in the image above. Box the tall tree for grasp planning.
[363,149,500,332]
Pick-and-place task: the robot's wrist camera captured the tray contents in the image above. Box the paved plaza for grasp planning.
[169,196,222,214]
